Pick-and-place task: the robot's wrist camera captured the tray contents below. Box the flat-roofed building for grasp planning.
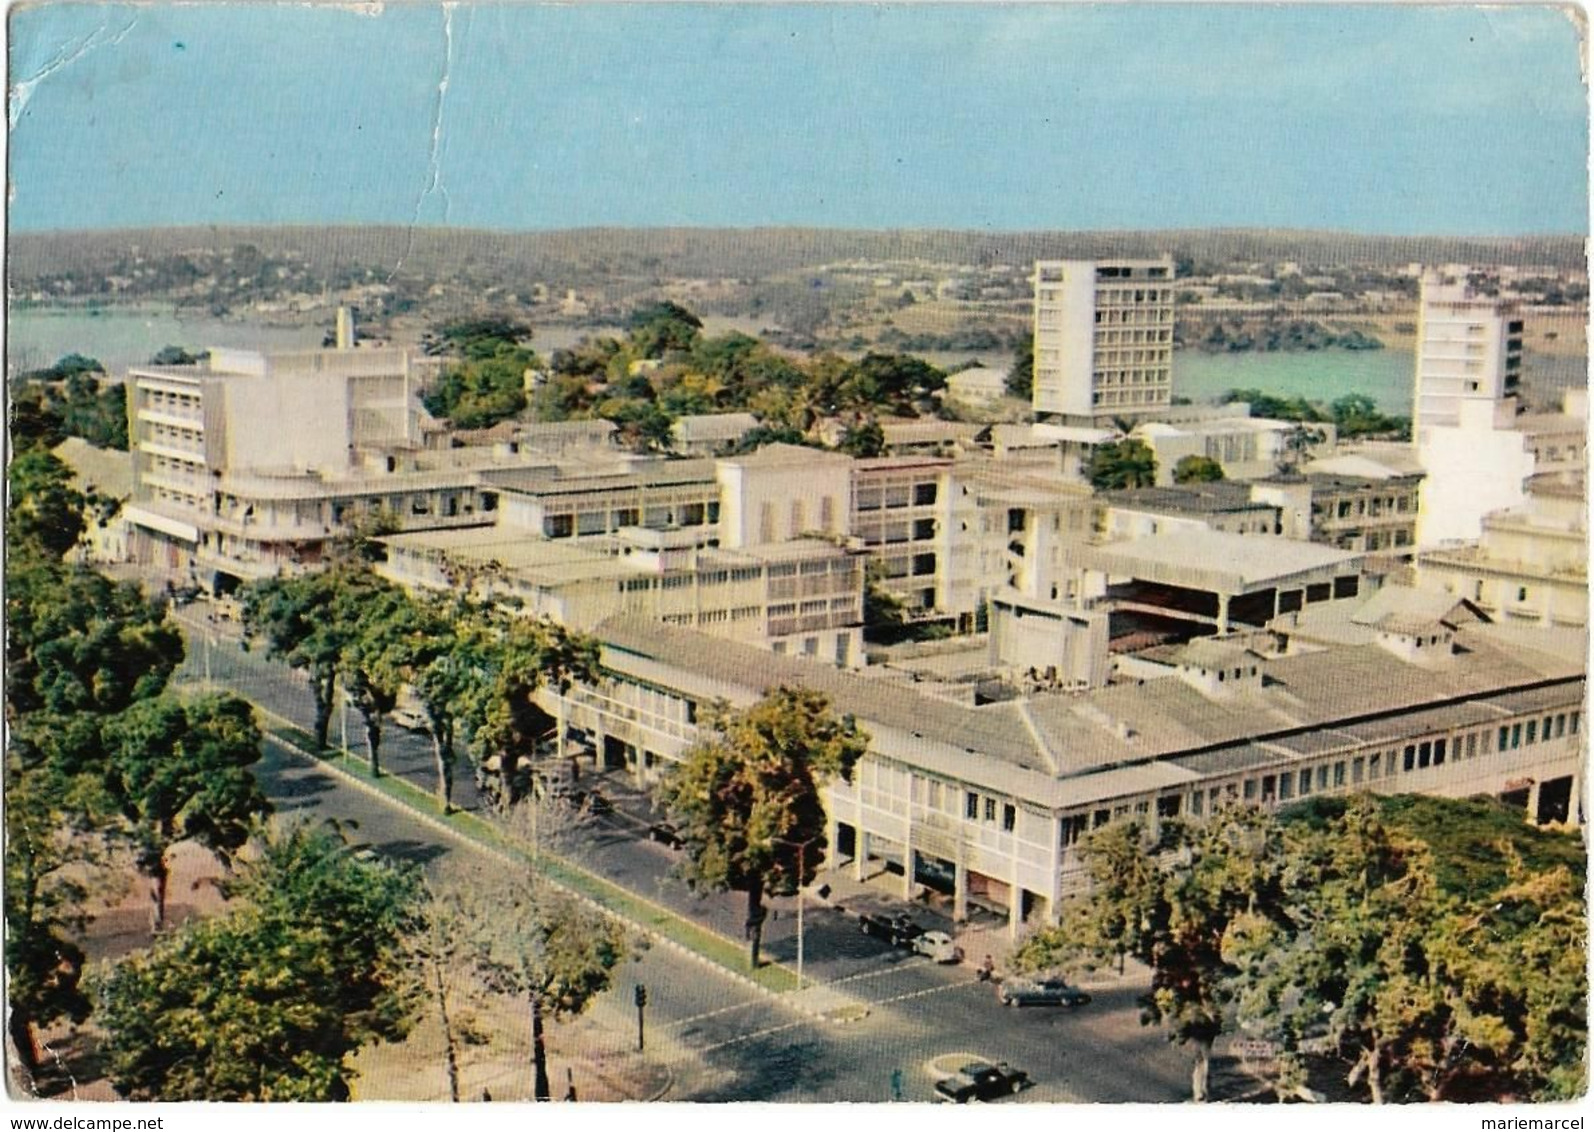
[1096,481,1285,541]
[1032,257,1176,423]
[1414,269,1524,441]
[1418,471,1588,628]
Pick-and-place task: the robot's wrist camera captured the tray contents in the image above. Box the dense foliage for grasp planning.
[1015,795,1587,1103]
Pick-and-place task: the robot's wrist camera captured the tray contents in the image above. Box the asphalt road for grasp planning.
[171,610,1194,1103]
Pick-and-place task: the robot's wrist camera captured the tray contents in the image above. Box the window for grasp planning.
[1526,720,1537,745]
[1404,745,1417,772]
[1434,738,1446,766]
[966,792,979,820]
[1572,711,1581,735]
[984,797,997,822]
[1499,726,1511,752]
[1555,714,1567,738]
[1418,742,1431,769]
[1190,791,1204,816]
[1243,779,1257,801]
[1543,716,1553,741]
[1262,775,1276,803]
[1511,723,1522,749]
[1365,755,1379,781]
[1279,773,1294,800]
[1333,762,1346,788]
[1002,804,1016,833]
[1465,733,1477,759]
[1299,769,1313,796]
[1352,757,1364,784]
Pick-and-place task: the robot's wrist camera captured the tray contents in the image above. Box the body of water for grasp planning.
[1173,348,1415,415]
[6,306,329,379]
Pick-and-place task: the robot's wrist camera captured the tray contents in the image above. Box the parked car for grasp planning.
[933,1061,1029,1103]
[858,911,925,948]
[997,976,1092,1008]
[648,821,685,849]
[911,930,964,964]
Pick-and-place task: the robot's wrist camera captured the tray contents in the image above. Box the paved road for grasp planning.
[172,612,1194,1103]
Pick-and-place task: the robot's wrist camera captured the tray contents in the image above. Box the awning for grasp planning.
[123,505,200,544]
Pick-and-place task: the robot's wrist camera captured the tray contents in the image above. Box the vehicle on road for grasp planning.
[648,820,685,849]
[911,930,964,964]
[933,1061,1029,1103]
[858,911,925,948]
[997,977,1092,1008]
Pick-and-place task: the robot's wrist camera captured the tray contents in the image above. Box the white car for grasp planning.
[912,930,965,964]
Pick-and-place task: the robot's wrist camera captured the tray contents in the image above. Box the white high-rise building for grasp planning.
[1413,269,1524,441]
[1031,257,1176,422]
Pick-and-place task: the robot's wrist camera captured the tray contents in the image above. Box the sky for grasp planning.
[7,3,1589,236]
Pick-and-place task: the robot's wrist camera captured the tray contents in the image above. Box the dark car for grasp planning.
[648,821,685,849]
[858,911,925,948]
[997,977,1092,1008]
[933,1061,1029,1103]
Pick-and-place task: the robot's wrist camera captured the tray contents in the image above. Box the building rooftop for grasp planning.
[1071,528,1361,591]
[54,437,134,500]
[482,459,718,496]
[589,613,1585,811]
[721,442,852,468]
[1100,481,1274,516]
[671,413,760,443]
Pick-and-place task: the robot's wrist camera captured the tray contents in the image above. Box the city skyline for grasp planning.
[8,3,1588,236]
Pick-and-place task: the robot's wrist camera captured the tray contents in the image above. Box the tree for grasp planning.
[460,617,599,811]
[454,864,629,1101]
[1005,338,1034,399]
[3,766,98,1079]
[405,881,471,1102]
[1016,808,1286,1101]
[7,448,88,559]
[1172,455,1226,484]
[242,570,349,751]
[105,693,271,931]
[842,352,946,415]
[1226,796,1588,1103]
[388,592,488,812]
[96,823,422,1101]
[149,345,206,366]
[626,300,703,359]
[332,573,412,777]
[836,415,886,459]
[656,688,869,969]
[1085,438,1159,491]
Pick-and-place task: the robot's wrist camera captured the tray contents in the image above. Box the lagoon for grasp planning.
[1173,348,1415,414]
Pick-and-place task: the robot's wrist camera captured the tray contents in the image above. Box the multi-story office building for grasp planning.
[1413,270,1524,441]
[1031,257,1176,422]
[123,343,614,587]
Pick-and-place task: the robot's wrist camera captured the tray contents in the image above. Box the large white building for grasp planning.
[1031,257,1176,422]
[1413,270,1524,441]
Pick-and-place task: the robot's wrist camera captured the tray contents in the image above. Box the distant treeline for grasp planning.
[1184,319,1384,354]
[13,226,1586,295]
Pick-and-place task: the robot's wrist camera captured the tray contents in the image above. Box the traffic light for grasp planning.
[634,983,648,1008]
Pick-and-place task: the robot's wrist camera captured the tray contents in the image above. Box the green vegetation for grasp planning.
[10,355,130,451]
[1005,338,1034,399]
[1221,389,1411,440]
[1195,318,1383,354]
[95,823,421,1101]
[1172,454,1225,484]
[656,688,869,969]
[1085,438,1158,491]
[1016,795,1587,1103]
[422,318,537,429]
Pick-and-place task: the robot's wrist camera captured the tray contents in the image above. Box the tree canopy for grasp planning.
[1172,454,1226,484]
[1085,438,1159,491]
[96,823,422,1101]
[1016,794,1587,1103]
[656,687,868,968]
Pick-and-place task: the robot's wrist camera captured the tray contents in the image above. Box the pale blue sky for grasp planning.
[8,3,1588,234]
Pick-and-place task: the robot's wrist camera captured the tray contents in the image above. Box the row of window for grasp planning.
[1092,306,1173,324]
[855,482,939,511]
[543,501,719,539]
[1094,328,1173,346]
[1093,388,1168,407]
[1093,348,1173,367]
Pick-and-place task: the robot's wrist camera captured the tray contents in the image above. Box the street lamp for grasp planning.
[770,835,820,992]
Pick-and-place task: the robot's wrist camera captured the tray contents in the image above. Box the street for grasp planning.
[172,609,1193,1103]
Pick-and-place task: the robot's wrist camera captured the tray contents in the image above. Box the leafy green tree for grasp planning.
[7,448,88,559]
[626,300,703,358]
[1085,439,1159,491]
[1005,338,1034,399]
[1172,455,1226,484]
[3,766,98,1078]
[836,415,886,458]
[460,617,599,810]
[96,823,422,1101]
[455,864,629,1101]
[105,693,270,930]
[388,593,488,812]
[149,345,206,366]
[1016,808,1286,1101]
[242,570,350,750]
[842,352,946,415]
[333,573,412,778]
[861,561,908,644]
[656,688,869,969]
[424,317,533,360]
